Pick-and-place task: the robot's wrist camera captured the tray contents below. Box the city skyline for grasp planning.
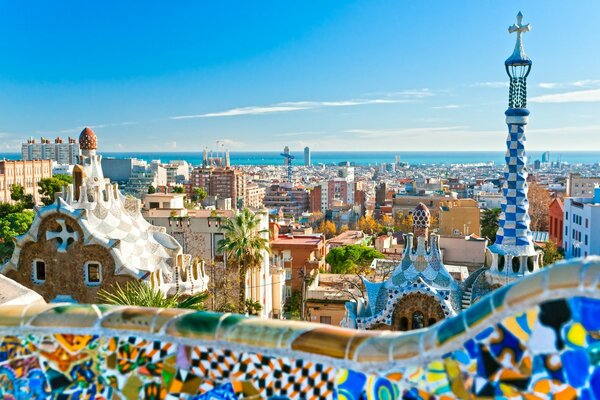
[1,1,600,152]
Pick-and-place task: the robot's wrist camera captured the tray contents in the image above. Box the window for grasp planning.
[85,262,102,286]
[319,316,332,325]
[33,260,46,283]
[585,235,589,246]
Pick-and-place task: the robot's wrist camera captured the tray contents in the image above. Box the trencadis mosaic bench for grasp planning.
[0,257,599,399]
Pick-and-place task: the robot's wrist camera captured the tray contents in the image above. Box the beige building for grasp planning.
[142,193,235,265]
[143,195,284,319]
[439,235,488,272]
[245,182,265,209]
[305,273,361,326]
[0,159,53,204]
[391,193,456,220]
[567,173,600,197]
[437,198,481,236]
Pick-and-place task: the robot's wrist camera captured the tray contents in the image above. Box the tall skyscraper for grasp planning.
[304,146,311,166]
[488,12,540,274]
[283,146,290,166]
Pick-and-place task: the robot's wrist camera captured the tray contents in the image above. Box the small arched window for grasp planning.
[498,255,505,271]
[512,256,520,273]
[32,259,46,284]
[400,317,409,331]
[527,256,536,272]
[412,311,425,330]
[84,262,102,286]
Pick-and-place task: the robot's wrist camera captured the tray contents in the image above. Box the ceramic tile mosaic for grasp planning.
[0,258,599,399]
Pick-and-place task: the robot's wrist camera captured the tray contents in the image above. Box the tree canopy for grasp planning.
[38,174,73,205]
[357,216,380,235]
[481,207,501,243]
[0,210,34,261]
[315,220,337,239]
[325,244,384,274]
[192,187,207,202]
[172,186,185,194]
[10,184,35,209]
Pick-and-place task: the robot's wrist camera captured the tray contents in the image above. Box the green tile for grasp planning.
[437,314,466,345]
[465,298,492,328]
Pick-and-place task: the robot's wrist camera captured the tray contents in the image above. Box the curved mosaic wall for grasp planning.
[0,257,599,399]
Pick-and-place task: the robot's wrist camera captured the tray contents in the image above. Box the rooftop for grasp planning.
[271,234,324,247]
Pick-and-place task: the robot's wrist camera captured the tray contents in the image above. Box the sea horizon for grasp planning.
[2,150,600,166]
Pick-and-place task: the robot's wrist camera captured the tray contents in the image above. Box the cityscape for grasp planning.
[0,3,599,399]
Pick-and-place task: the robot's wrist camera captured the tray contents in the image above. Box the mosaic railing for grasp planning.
[1,258,599,399]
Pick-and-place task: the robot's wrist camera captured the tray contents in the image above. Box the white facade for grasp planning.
[22,138,80,165]
[563,190,600,259]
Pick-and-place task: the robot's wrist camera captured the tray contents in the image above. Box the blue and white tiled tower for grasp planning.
[488,12,540,275]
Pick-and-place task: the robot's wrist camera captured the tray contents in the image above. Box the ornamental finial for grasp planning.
[506,11,532,66]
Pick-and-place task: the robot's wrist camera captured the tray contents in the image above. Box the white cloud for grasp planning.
[273,131,322,137]
[538,80,600,89]
[530,88,600,103]
[346,126,469,139]
[363,89,434,98]
[171,141,177,149]
[170,95,422,120]
[471,81,509,88]
[174,105,310,119]
[432,104,460,109]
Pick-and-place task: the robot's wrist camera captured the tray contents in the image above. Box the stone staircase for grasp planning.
[462,287,473,310]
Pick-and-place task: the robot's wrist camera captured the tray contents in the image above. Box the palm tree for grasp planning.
[218,208,269,314]
[97,280,208,310]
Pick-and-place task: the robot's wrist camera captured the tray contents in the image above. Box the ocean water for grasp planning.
[2,151,600,166]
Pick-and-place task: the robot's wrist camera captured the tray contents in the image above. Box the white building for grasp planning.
[21,137,80,165]
[563,188,600,259]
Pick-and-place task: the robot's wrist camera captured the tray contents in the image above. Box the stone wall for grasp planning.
[6,214,133,303]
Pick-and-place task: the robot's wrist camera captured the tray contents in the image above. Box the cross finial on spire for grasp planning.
[508,11,531,37]
[505,11,532,67]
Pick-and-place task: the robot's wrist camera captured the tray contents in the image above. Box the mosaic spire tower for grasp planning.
[489,12,539,274]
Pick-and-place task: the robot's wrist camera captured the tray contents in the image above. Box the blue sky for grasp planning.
[1,1,600,152]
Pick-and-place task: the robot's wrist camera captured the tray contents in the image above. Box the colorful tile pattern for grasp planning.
[0,258,599,399]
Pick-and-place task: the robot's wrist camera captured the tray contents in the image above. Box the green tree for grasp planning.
[147,185,156,194]
[244,299,263,316]
[481,208,501,243]
[218,209,269,314]
[172,186,185,194]
[10,184,34,209]
[0,210,34,261]
[97,280,208,310]
[542,240,564,267]
[325,244,384,274]
[38,174,73,205]
[192,187,207,203]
